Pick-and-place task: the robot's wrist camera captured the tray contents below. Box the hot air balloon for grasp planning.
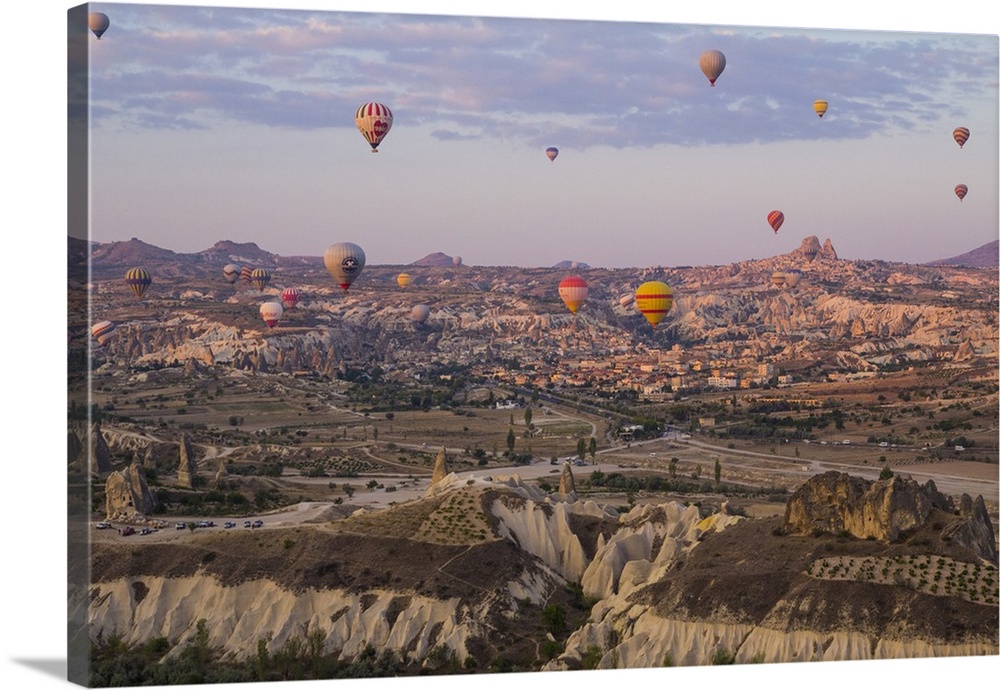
[223,264,239,284]
[635,281,673,329]
[771,271,788,289]
[698,50,726,86]
[411,304,430,324]
[397,272,412,289]
[767,210,784,234]
[125,268,151,299]
[324,242,366,291]
[545,147,559,162]
[953,127,970,149]
[89,12,110,39]
[250,268,271,292]
[558,276,589,315]
[619,293,635,310]
[281,287,301,309]
[784,269,803,288]
[813,100,828,118]
[355,102,393,153]
[240,266,253,284]
[259,302,283,328]
[91,320,116,346]
[453,256,463,267]
[955,184,968,202]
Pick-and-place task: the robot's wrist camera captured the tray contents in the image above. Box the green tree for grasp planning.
[669,457,678,478]
[506,428,516,454]
[714,458,721,488]
[576,437,586,459]
[589,437,597,460]
[524,407,533,427]
[879,466,894,480]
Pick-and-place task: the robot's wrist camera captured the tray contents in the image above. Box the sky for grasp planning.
[77,1,998,268]
[2,3,999,690]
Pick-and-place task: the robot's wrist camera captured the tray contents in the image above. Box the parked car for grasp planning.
[140,528,154,536]
[252,519,264,529]
[95,522,112,530]
[175,522,186,530]
[224,522,236,529]
[120,526,136,536]
[244,520,252,528]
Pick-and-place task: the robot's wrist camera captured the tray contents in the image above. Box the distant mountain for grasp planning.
[196,240,281,266]
[552,260,590,269]
[926,240,998,268]
[411,252,456,267]
[90,237,179,265]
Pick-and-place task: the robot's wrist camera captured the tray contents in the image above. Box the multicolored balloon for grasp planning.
[545,147,559,162]
[355,102,393,153]
[223,264,239,284]
[240,266,253,284]
[324,242,366,291]
[250,268,271,292]
[411,304,430,324]
[397,272,412,289]
[767,210,784,234]
[813,100,828,118]
[953,127,970,149]
[698,49,726,86]
[281,287,301,309]
[771,271,787,289]
[124,267,151,299]
[784,268,803,288]
[89,12,110,39]
[635,281,674,329]
[955,184,968,202]
[259,302,283,328]
[91,320,116,346]
[619,293,635,310]
[558,275,589,315]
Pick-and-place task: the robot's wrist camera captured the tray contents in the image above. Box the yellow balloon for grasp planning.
[813,100,828,118]
[397,272,412,289]
[635,281,673,328]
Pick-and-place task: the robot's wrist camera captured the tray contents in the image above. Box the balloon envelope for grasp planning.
[223,264,239,283]
[396,273,412,289]
[324,242,366,290]
[453,256,462,267]
[89,12,110,38]
[558,275,589,315]
[240,266,253,283]
[125,267,151,299]
[955,184,968,201]
[767,210,784,234]
[411,304,430,324]
[771,271,788,288]
[545,147,559,162]
[784,269,802,288]
[250,268,271,291]
[698,50,726,86]
[91,320,116,346]
[619,294,635,309]
[259,302,283,328]
[953,127,970,148]
[355,102,393,152]
[813,100,828,118]
[281,287,301,309]
[635,281,673,328]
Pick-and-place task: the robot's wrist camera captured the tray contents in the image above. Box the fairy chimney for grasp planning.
[105,462,158,521]
[559,461,577,496]
[90,422,113,476]
[177,433,198,488]
[431,446,449,486]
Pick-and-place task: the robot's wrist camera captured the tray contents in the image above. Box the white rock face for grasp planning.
[89,577,475,664]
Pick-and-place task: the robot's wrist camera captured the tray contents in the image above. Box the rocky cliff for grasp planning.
[104,462,158,521]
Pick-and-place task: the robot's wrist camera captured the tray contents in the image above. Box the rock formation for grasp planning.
[431,446,449,486]
[558,462,576,495]
[90,422,113,476]
[783,471,956,543]
[821,237,838,259]
[68,430,83,467]
[104,462,158,521]
[177,434,198,488]
[944,494,998,562]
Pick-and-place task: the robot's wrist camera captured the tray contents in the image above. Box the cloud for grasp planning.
[89,7,997,148]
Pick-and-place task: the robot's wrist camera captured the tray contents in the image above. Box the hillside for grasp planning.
[927,239,999,268]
